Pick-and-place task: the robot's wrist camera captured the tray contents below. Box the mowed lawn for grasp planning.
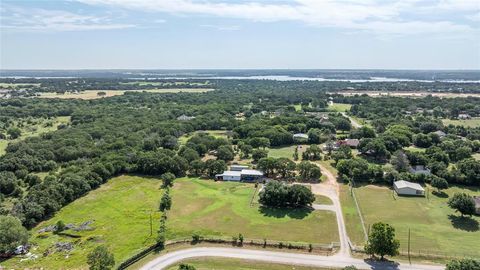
[268,145,307,159]
[328,103,352,112]
[167,258,336,270]
[442,118,480,128]
[354,185,480,257]
[178,130,231,145]
[167,178,339,245]
[2,175,164,269]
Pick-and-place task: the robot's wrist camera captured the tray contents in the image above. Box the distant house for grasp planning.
[433,130,446,138]
[458,113,471,120]
[394,180,425,196]
[409,165,431,175]
[293,133,309,141]
[474,196,480,215]
[177,114,196,121]
[215,168,263,182]
[336,139,360,148]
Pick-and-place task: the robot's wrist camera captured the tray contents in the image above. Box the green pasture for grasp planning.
[442,118,480,128]
[328,103,352,112]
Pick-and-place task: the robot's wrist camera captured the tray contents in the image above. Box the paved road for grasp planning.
[139,247,444,270]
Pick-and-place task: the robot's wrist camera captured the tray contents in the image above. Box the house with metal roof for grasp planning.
[215,168,264,182]
[394,180,425,196]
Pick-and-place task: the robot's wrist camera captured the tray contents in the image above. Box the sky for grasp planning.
[0,0,479,70]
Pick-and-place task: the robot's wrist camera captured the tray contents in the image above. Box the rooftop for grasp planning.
[394,180,424,191]
[240,169,263,176]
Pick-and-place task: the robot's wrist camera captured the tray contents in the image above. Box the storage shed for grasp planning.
[394,180,425,196]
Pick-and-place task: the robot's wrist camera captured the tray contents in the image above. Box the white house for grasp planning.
[458,113,471,120]
[394,180,425,196]
[293,133,309,141]
[177,114,196,121]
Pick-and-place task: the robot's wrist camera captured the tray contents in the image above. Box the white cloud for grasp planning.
[76,0,479,36]
[200,24,240,31]
[0,5,135,32]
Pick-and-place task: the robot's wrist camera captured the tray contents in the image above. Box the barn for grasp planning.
[393,180,425,196]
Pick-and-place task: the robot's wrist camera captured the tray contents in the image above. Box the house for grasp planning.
[433,130,446,138]
[394,180,425,196]
[215,168,263,182]
[230,165,249,171]
[409,165,431,175]
[474,196,480,215]
[458,113,471,120]
[293,133,309,141]
[177,114,196,121]
[336,139,360,148]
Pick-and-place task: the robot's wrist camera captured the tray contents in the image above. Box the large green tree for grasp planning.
[364,222,400,259]
[448,193,476,217]
[446,258,480,270]
[87,245,115,270]
[0,216,29,253]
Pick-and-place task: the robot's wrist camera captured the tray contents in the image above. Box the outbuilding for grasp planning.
[394,180,425,196]
[230,165,249,171]
[216,171,241,181]
[474,196,480,215]
[240,169,264,182]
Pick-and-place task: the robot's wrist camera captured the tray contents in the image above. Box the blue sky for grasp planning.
[1,0,479,69]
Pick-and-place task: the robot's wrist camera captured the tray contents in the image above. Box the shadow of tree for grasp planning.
[432,190,449,198]
[448,214,479,232]
[258,206,313,219]
[364,258,400,270]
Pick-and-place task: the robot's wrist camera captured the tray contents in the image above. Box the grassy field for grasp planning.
[179,130,231,145]
[473,153,480,161]
[442,118,480,128]
[167,178,339,244]
[0,116,70,156]
[404,146,426,153]
[2,175,164,269]
[166,257,336,270]
[0,82,40,88]
[36,89,213,100]
[353,184,480,258]
[328,103,352,112]
[268,145,308,160]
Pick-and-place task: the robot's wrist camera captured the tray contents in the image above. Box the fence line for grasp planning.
[350,184,368,241]
[117,236,338,269]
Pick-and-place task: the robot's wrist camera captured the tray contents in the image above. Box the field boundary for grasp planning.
[119,236,339,269]
[349,185,368,241]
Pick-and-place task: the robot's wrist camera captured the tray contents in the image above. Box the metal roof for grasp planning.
[240,169,263,176]
[394,180,424,191]
[221,171,242,177]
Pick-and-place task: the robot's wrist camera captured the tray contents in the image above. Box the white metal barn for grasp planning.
[393,180,425,196]
[215,171,241,181]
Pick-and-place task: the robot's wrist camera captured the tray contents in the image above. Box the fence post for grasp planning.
[407,228,411,264]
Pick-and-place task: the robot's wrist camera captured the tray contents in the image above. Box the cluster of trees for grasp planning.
[256,157,321,182]
[258,181,315,208]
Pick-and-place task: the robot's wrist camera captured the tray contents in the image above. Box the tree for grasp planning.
[343,266,358,270]
[446,258,480,270]
[258,180,314,207]
[189,159,205,176]
[0,216,28,254]
[97,91,107,97]
[159,190,172,211]
[430,177,448,193]
[178,264,196,270]
[239,144,253,158]
[205,159,226,177]
[448,193,476,217]
[87,245,115,270]
[335,119,352,133]
[216,145,235,161]
[293,147,299,161]
[302,144,322,160]
[297,161,321,182]
[364,222,400,259]
[252,149,268,162]
[390,151,410,172]
[332,145,352,163]
[7,127,21,139]
[54,220,65,234]
[161,172,176,188]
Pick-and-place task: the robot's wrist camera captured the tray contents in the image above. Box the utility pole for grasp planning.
[150,211,153,236]
[408,228,411,264]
